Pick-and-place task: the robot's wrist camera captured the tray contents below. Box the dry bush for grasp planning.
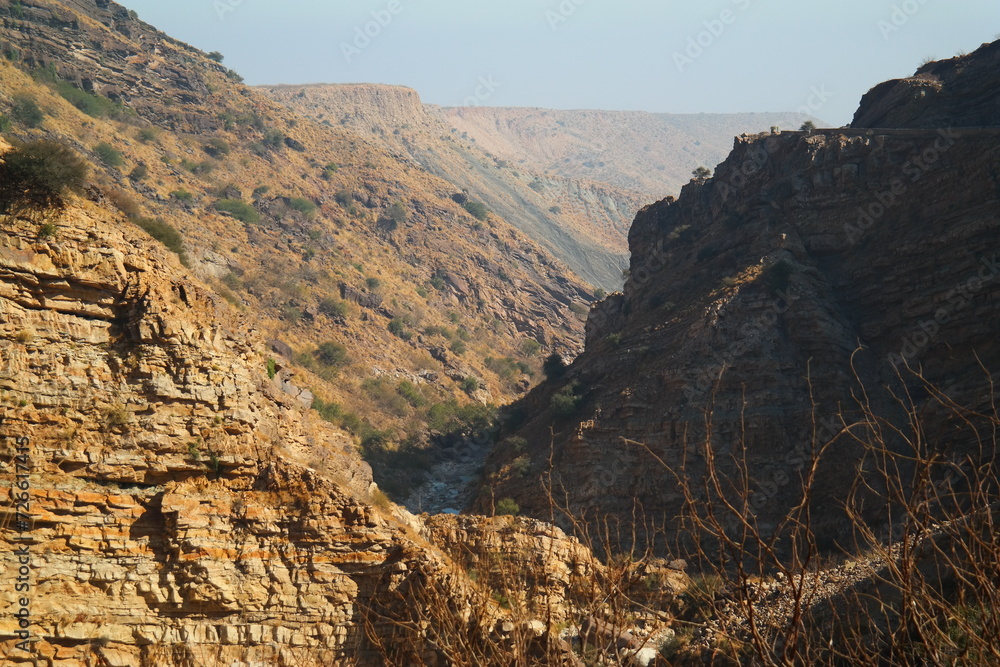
[664,358,1000,665]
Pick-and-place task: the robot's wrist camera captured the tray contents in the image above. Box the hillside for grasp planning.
[259,83,645,291]
[479,42,1000,553]
[0,0,604,500]
[441,106,823,198]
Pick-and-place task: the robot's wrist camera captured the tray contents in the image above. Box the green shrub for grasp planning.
[449,339,466,355]
[132,217,187,265]
[388,318,410,340]
[207,51,225,63]
[366,277,381,291]
[388,201,407,225]
[0,140,89,212]
[520,339,542,357]
[214,199,260,224]
[128,164,148,181]
[463,200,489,221]
[321,163,339,180]
[10,93,43,127]
[0,115,11,132]
[170,189,193,203]
[496,498,520,516]
[550,392,579,417]
[266,357,277,379]
[502,436,528,453]
[203,138,231,159]
[56,82,121,118]
[510,455,531,477]
[93,142,123,168]
[181,158,215,175]
[315,341,349,367]
[426,400,497,435]
[461,377,480,394]
[289,197,317,218]
[397,380,426,408]
[550,382,581,417]
[318,298,348,319]
[136,127,159,143]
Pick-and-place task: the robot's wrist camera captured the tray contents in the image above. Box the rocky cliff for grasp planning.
[853,40,1000,129]
[479,45,1000,551]
[0,0,605,505]
[0,193,615,665]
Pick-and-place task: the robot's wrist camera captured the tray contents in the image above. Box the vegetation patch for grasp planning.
[214,199,260,224]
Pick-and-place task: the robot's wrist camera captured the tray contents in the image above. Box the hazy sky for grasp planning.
[119,0,999,125]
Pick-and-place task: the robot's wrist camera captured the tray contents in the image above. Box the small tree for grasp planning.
[800,120,816,132]
[542,353,567,380]
[495,497,520,516]
[207,51,225,63]
[0,140,89,212]
[691,166,712,180]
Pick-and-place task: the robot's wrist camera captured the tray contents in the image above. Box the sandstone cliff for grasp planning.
[0,194,619,665]
[479,46,1000,551]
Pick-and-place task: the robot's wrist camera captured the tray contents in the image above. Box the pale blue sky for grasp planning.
[119,0,999,125]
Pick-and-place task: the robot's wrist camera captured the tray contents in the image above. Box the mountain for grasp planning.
[440,106,823,198]
[258,83,643,292]
[261,84,818,292]
[477,41,1000,552]
[0,0,609,502]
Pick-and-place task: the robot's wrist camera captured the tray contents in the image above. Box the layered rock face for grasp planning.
[0,201,472,665]
[479,45,1000,550]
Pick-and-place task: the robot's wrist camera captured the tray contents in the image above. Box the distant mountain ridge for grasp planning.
[262,83,816,290]
[440,106,824,198]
